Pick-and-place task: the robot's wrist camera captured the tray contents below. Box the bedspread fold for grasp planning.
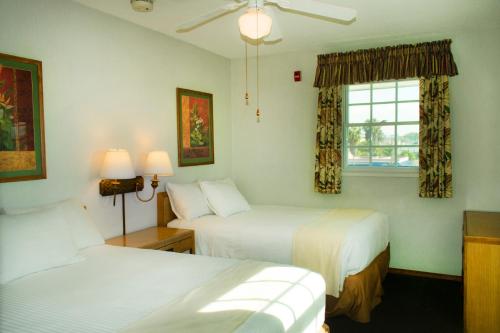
[293,209,374,297]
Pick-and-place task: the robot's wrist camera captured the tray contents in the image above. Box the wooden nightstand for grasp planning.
[106,227,195,254]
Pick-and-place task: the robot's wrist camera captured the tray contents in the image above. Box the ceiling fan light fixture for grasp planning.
[131,0,154,13]
[238,8,272,40]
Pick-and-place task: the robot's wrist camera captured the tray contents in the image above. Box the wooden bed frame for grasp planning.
[157,191,176,227]
[157,191,389,323]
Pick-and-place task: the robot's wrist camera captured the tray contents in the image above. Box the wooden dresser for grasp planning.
[463,211,500,333]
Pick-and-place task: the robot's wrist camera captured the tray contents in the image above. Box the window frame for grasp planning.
[342,79,420,177]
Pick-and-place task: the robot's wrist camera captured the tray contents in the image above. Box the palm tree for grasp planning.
[363,119,385,145]
[348,127,361,155]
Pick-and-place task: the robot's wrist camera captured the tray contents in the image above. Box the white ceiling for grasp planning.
[74,0,500,59]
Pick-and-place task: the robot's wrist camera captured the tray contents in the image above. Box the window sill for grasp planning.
[343,168,418,178]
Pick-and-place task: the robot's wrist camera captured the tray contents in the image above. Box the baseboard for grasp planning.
[388,267,462,282]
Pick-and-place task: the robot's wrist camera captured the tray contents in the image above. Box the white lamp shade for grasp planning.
[238,8,272,40]
[144,151,173,177]
[100,149,136,179]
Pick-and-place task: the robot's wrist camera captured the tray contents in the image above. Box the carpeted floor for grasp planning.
[326,273,463,333]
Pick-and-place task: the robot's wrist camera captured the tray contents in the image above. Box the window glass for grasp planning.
[347,147,370,166]
[371,147,395,166]
[345,79,420,169]
[348,85,370,104]
[398,102,419,122]
[398,81,419,101]
[372,82,396,103]
[348,105,370,124]
[347,126,369,146]
[371,125,395,145]
[397,125,419,145]
[373,103,396,122]
[397,147,419,167]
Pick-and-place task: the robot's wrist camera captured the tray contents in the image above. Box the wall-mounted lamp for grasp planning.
[101,149,136,203]
[99,149,173,235]
[99,149,144,235]
[136,150,173,202]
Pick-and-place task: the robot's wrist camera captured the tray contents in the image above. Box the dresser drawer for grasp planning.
[463,211,500,333]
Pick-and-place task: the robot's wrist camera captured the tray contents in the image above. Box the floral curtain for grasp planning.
[314,39,457,196]
[314,86,343,194]
[419,76,452,198]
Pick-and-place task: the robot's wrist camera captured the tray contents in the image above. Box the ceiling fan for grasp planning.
[175,0,357,42]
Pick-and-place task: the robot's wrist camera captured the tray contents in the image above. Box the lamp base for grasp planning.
[99,176,144,196]
[121,193,126,235]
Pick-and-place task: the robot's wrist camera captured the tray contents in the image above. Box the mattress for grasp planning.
[0,245,325,333]
[168,205,389,292]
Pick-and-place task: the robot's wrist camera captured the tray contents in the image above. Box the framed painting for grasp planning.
[176,88,214,167]
[0,53,46,183]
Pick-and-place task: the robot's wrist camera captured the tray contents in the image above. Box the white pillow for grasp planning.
[58,200,105,249]
[4,199,104,250]
[199,179,251,217]
[165,182,212,220]
[0,206,83,284]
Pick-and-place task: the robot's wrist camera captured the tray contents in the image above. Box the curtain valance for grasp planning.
[314,39,458,87]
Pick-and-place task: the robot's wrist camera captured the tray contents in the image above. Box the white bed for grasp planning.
[167,205,389,296]
[0,245,326,333]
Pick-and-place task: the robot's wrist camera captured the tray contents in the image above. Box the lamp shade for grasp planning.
[144,151,173,177]
[100,149,135,179]
[238,8,272,40]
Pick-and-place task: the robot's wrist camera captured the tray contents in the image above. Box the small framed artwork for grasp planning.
[0,53,46,183]
[176,88,214,167]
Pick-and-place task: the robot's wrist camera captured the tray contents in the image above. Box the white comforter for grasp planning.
[168,205,389,295]
[0,245,325,333]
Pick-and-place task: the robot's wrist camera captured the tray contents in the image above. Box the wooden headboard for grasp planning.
[157,192,176,227]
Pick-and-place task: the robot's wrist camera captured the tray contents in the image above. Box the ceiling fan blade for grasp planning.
[263,7,283,42]
[176,2,247,32]
[267,0,356,22]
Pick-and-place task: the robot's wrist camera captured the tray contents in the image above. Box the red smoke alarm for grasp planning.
[294,71,301,82]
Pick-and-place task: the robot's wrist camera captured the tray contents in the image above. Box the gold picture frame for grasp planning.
[176,88,214,167]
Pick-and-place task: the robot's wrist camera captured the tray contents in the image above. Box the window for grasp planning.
[345,79,420,170]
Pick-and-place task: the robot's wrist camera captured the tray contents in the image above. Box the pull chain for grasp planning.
[256,40,260,122]
[256,4,261,123]
[245,41,249,105]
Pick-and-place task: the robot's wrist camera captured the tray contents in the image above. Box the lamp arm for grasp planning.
[135,175,159,203]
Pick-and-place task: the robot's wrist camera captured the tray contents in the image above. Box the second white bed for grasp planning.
[168,205,389,296]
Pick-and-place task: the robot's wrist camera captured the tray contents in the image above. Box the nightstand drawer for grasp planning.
[175,237,194,253]
[157,236,194,253]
